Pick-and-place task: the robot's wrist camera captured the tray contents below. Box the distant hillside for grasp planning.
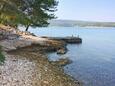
[49,20,115,27]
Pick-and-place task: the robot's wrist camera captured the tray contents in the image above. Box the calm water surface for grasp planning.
[25,27,115,86]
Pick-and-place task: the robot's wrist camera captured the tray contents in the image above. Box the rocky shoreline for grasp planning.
[0,25,82,86]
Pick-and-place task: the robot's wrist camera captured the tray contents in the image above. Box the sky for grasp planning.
[55,0,115,22]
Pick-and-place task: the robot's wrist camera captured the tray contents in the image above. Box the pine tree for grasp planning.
[0,0,58,31]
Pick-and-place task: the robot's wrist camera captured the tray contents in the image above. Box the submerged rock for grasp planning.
[54,58,72,66]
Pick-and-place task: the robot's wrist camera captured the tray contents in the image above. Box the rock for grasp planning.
[7,34,19,40]
[57,48,67,54]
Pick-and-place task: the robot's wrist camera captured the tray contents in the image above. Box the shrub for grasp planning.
[0,46,5,64]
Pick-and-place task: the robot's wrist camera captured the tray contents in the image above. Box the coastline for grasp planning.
[78,26,115,29]
[0,25,82,86]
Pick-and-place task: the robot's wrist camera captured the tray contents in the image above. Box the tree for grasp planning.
[0,0,58,31]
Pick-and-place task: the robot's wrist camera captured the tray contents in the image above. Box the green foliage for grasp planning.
[0,52,5,64]
[0,0,58,30]
[0,46,5,64]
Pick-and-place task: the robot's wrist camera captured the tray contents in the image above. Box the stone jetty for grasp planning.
[42,36,82,44]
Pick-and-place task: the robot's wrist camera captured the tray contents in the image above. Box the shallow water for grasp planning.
[22,27,115,86]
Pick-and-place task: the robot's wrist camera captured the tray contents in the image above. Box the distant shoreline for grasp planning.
[47,26,115,28]
[77,26,115,28]
[49,20,115,28]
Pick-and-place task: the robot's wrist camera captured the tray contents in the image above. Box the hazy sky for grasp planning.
[56,0,115,22]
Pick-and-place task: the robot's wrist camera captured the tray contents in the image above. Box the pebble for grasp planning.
[0,55,38,86]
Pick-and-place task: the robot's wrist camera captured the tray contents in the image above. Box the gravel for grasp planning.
[0,55,38,86]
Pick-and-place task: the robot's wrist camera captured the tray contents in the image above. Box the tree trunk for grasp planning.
[25,25,30,31]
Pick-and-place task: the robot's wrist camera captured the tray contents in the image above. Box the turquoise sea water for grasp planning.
[25,27,115,86]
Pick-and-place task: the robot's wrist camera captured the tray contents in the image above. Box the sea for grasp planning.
[20,26,115,86]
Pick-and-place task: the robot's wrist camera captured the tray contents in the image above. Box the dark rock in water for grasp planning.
[41,36,48,38]
[57,48,67,54]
